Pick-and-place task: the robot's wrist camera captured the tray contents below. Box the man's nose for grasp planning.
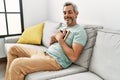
[65,14,70,19]
[65,12,69,16]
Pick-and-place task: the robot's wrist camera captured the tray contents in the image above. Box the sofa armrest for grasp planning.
[0,38,6,58]
[5,35,21,43]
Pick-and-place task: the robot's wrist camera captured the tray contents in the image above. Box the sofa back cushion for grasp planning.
[75,25,103,68]
[89,29,120,80]
[42,21,61,47]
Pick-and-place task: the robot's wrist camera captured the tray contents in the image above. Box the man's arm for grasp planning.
[55,31,84,63]
[50,35,57,45]
[59,39,83,63]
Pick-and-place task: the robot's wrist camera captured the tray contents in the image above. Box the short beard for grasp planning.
[66,18,73,27]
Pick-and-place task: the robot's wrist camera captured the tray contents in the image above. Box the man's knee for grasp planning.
[9,58,24,72]
[8,46,19,54]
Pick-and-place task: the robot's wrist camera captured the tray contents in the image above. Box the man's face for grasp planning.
[63,5,78,27]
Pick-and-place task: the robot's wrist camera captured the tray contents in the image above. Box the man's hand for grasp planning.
[50,30,66,45]
[50,35,57,45]
[55,31,64,43]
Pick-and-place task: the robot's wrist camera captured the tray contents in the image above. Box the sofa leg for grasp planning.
[0,57,7,62]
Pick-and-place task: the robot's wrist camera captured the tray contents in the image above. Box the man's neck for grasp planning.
[67,22,77,27]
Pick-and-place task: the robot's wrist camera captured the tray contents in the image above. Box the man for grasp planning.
[5,2,87,80]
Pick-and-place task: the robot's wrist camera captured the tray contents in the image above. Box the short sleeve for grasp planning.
[73,29,87,46]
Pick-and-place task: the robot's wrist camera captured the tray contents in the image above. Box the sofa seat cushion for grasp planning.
[5,43,47,55]
[89,29,120,80]
[25,64,87,80]
[51,72,103,80]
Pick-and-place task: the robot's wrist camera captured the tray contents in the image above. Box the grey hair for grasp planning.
[63,2,78,12]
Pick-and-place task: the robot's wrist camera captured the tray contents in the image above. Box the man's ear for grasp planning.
[75,11,79,18]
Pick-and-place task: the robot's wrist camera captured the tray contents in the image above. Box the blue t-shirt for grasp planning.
[46,24,87,68]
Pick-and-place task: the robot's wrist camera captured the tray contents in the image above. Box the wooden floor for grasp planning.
[0,58,7,80]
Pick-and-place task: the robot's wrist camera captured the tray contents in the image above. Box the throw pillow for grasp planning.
[42,21,62,47]
[17,22,44,44]
[75,24,103,68]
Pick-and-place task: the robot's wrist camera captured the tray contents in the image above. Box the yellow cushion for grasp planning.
[17,22,44,44]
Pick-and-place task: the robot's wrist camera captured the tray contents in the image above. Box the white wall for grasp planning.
[22,0,120,30]
[23,0,48,28]
[48,0,120,30]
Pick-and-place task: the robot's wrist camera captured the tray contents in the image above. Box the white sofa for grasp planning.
[3,21,120,80]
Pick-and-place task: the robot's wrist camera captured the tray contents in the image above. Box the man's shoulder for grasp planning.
[74,24,86,32]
